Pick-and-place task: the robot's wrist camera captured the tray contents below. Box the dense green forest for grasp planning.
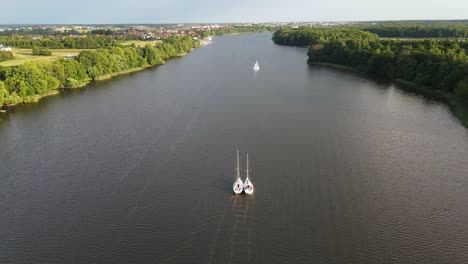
[201,26,277,38]
[366,20,468,25]
[272,28,380,46]
[357,24,468,38]
[0,36,197,106]
[0,35,118,49]
[272,28,468,126]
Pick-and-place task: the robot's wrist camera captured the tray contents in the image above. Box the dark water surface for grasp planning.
[1,33,468,264]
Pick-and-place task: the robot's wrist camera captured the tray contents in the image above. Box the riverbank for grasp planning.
[272,27,468,128]
[0,37,198,110]
[93,67,149,81]
[309,62,360,73]
[0,67,148,109]
[0,53,176,110]
[1,32,273,110]
[394,78,468,128]
[1,63,175,110]
[309,61,468,128]
[0,90,62,107]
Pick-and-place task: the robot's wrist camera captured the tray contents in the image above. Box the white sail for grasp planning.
[253,60,260,71]
[233,150,244,194]
[244,153,254,194]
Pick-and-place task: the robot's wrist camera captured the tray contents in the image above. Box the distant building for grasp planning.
[0,44,12,52]
[54,27,71,32]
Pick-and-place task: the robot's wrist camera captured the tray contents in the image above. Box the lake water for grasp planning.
[1,33,468,264]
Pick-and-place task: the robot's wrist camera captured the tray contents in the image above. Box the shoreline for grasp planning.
[93,67,150,81]
[309,61,468,128]
[0,53,187,110]
[1,32,262,111]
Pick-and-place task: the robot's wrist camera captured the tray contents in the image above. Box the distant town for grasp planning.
[0,22,356,39]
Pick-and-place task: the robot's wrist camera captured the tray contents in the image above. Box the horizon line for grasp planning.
[1,18,468,26]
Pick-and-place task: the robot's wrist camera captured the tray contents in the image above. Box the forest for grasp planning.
[201,26,277,38]
[357,24,468,38]
[0,36,197,106]
[0,35,118,49]
[272,28,379,46]
[272,27,468,125]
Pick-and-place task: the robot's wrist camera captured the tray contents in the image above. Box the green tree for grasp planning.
[143,44,163,65]
[32,46,52,56]
[0,51,14,62]
[455,80,468,106]
[0,80,8,105]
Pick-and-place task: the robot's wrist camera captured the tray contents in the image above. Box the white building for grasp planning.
[0,44,12,52]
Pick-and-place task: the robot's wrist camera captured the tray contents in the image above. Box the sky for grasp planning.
[1,0,468,24]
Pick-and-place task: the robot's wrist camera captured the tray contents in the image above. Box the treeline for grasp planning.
[201,26,276,38]
[32,46,52,56]
[358,24,468,38]
[272,28,379,46]
[0,35,118,49]
[272,28,468,123]
[0,51,14,62]
[0,36,197,106]
[0,28,82,36]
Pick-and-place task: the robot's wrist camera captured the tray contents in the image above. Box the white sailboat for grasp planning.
[243,153,254,194]
[233,150,244,194]
[253,60,260,71]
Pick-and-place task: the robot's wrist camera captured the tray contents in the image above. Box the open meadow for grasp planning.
[0,48,91,67]
[0,42,164,67]
[122,40,162,47]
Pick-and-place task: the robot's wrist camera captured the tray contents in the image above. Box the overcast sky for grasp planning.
[1,0,468,24]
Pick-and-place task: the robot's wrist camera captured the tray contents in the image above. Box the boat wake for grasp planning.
[209,196,255,264]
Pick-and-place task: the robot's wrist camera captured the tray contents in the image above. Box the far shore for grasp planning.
[309,61,468,128]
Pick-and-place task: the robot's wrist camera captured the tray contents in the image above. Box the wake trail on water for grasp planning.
[209,196,255,264]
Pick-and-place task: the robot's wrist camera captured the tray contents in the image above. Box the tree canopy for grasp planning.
[0,36,198,105]
[0,35,118,49]
[0,51,14,62]
[272,27,468,118]
[357,24,468,38]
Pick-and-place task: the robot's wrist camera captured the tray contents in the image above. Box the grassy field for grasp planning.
[0,48,91,67]
[122,40,162,47]
[0,43,163,66]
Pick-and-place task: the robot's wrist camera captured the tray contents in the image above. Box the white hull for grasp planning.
[243,177,254,194]
[253,60,260,71]
[233,178,244,194]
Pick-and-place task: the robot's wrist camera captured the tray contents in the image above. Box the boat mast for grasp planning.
[236,149,241,179]
[246,153,250,180]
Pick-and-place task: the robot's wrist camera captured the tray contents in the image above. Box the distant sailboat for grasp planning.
[253,60,260,71]
[243,153,254,194]
[233,150,244,194]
